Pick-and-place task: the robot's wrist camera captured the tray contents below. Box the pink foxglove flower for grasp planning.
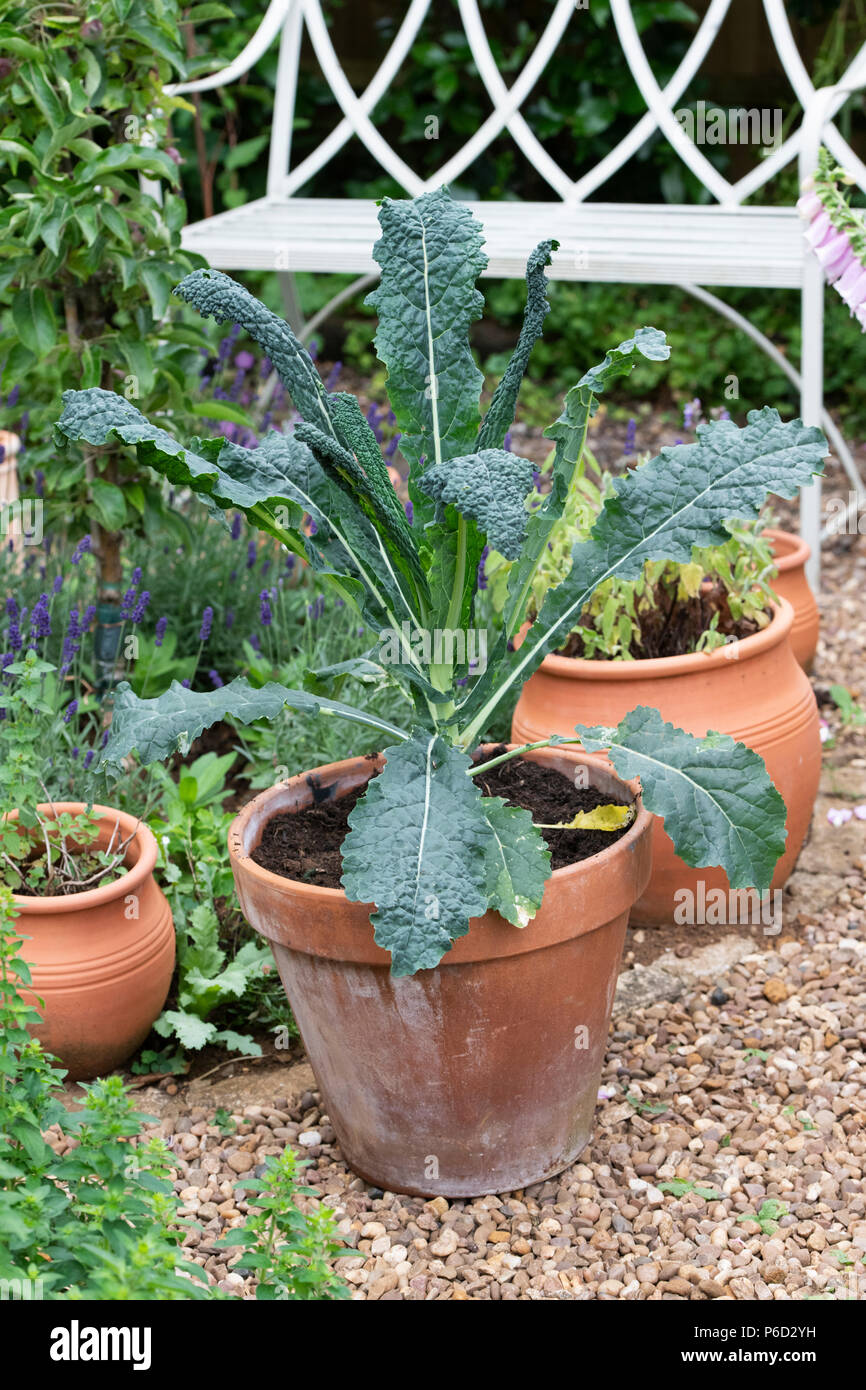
[805,211,834,248]
[800,151,866,333]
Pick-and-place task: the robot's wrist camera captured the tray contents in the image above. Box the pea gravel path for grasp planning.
[118,846,865,1301]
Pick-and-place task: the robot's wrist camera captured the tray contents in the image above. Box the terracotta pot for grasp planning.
[512,599,820,927]
[229,747,653,1198]
[11,804,175,1081]
[764,527,819,672]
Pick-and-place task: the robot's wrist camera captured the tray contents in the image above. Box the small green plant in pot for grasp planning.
[481,448,782,661]
[55,189,827,1195]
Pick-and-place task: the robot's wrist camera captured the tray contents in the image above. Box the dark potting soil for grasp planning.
[250,751,633,888]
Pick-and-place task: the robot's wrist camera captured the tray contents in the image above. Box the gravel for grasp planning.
[91,911,862,1301]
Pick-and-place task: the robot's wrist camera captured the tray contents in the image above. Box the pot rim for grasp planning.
[228,745,651,905]
[537,596,794,682]
[763,526,811,572]
[8,802,158,915]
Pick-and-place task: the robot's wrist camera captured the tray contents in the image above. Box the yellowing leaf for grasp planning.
[537,803,634,832]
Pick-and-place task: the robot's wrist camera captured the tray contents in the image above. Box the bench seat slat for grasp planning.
[181,198,805,288]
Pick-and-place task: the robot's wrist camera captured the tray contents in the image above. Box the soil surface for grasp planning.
[251,754,633,887]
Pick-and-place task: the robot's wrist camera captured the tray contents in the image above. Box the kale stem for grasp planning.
[468,736,582,778]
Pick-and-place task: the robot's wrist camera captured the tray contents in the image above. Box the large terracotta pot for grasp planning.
[229,747,653,1198]
[11,804,175,1081]
[764,527,819,672]
[512,599,820,928]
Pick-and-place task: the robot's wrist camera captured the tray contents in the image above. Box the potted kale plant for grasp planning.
[55,189,827,1197]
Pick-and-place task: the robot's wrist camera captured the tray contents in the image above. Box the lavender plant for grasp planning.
[55,189,827,976]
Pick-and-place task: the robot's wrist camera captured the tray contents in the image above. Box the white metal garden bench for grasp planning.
[166,0,866,587]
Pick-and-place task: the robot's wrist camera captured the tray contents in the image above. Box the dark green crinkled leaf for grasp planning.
[457,407,827,743]
[294,419,427,607]
[578,707,787,892]
[481,796,551,927]
[329,390,417,548]
[504,326,669,634]
[174,268,334,436]
[366,188,487,495]
[54,390,416,632]
[341,734,493,975]
[100,679,409,770]
[476,239,558,451]
[418,448,536,560]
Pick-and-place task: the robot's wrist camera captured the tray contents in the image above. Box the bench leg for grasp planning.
[800,256,824,592]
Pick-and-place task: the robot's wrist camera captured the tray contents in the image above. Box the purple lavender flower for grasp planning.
[217,323,241,364]
[7,621,21,653]
[260,590,273,626]
[29,594,51,640]
[199,606,213,642]
[83,749,94,770]
[230,513,242,540]
[384,434,400,461]
[248,632,261,652]
[477,546,489,592]
[34,469,44,497]
[52,574,63,594]
[503,430,512,453]
[366,402,384,443]
[131,590,150,624]
[307,596,325,622]
[100,729,109,749]
[119,583,138,619]
[70,534,91,565]
[324,361,343,392]
[284,555,295,572]
[181,678,191,688]
[261,558,271,578]
[234,350,254,371]
[225,608,235,631]
[683,397,702,431]
[208,669,224,688]
[82,604,96,629]
[154,615,168,647]
[624,417,637,458]
[63,699,78,724]
[405,500,413,523]
[246,540,257,569]
[5,596,17,620]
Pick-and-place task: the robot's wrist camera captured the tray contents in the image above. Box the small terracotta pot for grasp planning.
[10,804,175,1081]
[512,599,820,927]
[764,527,819,672]
[229,747,653,1198]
